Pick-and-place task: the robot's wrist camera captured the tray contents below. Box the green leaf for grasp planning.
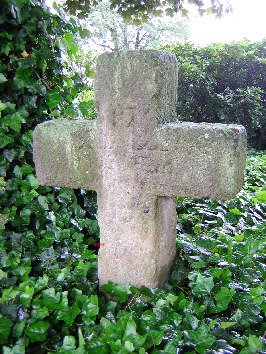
[183,313,199,330]
[46,92,62,109]
[78,328,85,347]
[0,269,7,280]
[78,294,99,320]
[2,345,25,354]
[79,28,91,38]
[229,208,242,216]
[212,287,235,313]
[20,285,34,306]
[12,320,26,337]
[248,286,265,305]
[253,189,266,203]
[59,335,76,350]
[240,335,262,354]
[20,164,34,174]
[0,101,7,112]
[78,101,92,117]
[261,301,266,316]
[70,43,78,56]
[3,149,16,162]
[2,112,25,132]
[25,321,50,342]
[41,288,67,310]
[39,58,47,74]
[0,73,7,83]
[186,322,216,353]
[220,321,237,329]
[56,302,80,325]
[64,33,74,44]
[0,133,14,148]
[100,282,129,303]
[38,196,49,210]
[146,330,163,346]
[19,208,31,225]
[26,174,39,189]
[243,236,260,264]
[104,313,146,350]
[0,31,13,40]
[0,315,13,341]
[64,104,76,117]
[192,274,214,295]
[31,306,49,321]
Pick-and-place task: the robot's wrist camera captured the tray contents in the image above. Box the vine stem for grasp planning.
[254,331,266,354]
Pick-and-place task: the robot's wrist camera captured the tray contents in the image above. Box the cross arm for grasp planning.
[33,119,99,191]
[133,122,246,200]
[155,122,247,200]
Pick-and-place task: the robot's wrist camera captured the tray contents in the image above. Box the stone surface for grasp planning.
[33,50,247,288]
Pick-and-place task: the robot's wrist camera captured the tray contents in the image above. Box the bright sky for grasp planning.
[188,0,266,46]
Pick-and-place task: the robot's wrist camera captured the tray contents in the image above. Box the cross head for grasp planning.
[33,50,246,288]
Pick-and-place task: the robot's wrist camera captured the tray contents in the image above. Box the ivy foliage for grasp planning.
[169,41,266,150]
[0,150,265,352]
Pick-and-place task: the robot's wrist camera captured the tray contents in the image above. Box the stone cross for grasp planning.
[33,50,247,288]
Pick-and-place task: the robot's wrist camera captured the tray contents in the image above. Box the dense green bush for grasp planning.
[169,41,266,149]
[0,0,94,233]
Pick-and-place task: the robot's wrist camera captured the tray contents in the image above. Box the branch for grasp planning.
[89,37,113,51]
[35,72,52,90]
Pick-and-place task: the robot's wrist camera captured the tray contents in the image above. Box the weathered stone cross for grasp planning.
[33,51,246,288]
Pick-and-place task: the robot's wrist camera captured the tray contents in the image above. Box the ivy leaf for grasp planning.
[3,149,16,162]
[104,313,146,350]
[100,282,129,303]
[21,50,29,58]
[2,344,25,353]
[12,320,26,338]
[183,313,199,330]
[2,112,25,132]
[25,321,50,342]
[220,321,237,329]
[46,92,62,109]
[248,286,265,305]
[58,336,76,351]
[253,189,266,203]
[0,31,13,40]
[243,236,260,264]
[239,334,262,354]
[56,301,80,325]
[78,101,92,117]
[19,285,34,307]
[0,315,13,341]
[0,270,7,280]
[192,274,214,295]
[39,58,47,73]
[146,330,163,346]
[78,294,99,320]
[64,104,76,117]
[38,196,49,210]
[20,164,34,174]
[0,101,7,113]
[186,322,216,353]
[0,133,14,148]
[26,174,39,189]
[211,287,235,313]
[0,73,7,83]
[41,288,67,310]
